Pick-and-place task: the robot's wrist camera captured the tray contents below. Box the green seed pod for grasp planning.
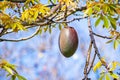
[59,27,78,58]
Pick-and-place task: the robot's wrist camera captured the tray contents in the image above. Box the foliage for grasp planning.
[0,59,26,80]
[0,0,120,80]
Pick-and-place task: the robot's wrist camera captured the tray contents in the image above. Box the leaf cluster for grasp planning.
[0,59,26,80]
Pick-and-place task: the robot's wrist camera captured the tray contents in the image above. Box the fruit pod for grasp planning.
[59,26,78,58]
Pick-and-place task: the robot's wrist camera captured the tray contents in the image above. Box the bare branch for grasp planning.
[53,16,87,23]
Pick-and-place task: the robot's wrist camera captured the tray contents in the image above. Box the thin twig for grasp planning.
[53,16,87,23]
[93,32,111,39]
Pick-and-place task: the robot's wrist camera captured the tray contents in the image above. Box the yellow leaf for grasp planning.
[0,1,15,11]
[58,0,77,7]
[105,74,110,80]
[93,61,102,72]
[110,61,117,71]
[12,23,17,30]
[110,73,119,79]
[21,3,49,22]
[99,73,105,80]
[3,66,13,75]
[84,7,93,16]
[16,22,26,31]
[101,58,106,66]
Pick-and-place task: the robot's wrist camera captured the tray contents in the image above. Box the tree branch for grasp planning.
[8,0,26,3]
[87,17,108,69]
[0,26,41,42]
[0,5,86,38]
[93,32,112,39]
[53,16,87,23]
[88,17,101,61]
[83,41,93,80]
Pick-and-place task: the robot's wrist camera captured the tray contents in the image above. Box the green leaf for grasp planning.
[95,16,101,27]
[94,6,100,12]
[38,28,42,34]
[58,24,62,30]
[110,73,119,79]
[93,61,102,72]
[53,0,57,3]
[11,75,16,80]
[49,26,52,33]
[99,73,105,80]
[106,40,113,44]
[3,66,13,75]
[34,0,40,3]
[107,16,116,30]
[84,7,93,16]
[102,16,109,28]
[105,74,110,80]
[113,40,119,49]
[7,73,11,77]
[44,26,48,32]
[16,74,27,80]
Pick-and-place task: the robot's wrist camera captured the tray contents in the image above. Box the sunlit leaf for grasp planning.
[38,28,42,34]
[21,3,50,22]
[105,74,110,80]
[101,58,106,66]
[58,0,76,7]
[16,74,27,80]
[107,16,116,30]
[113,40,119,49]
[106,40,113,44]
[93,61,102,72]
[3,66,13,75]
[84,7,93,16]
[102,15,109,28]
[95,16,101,27]
[110,61,117,71]
[0,1,15,11]
[110,73,119,79]
[58,24,62,30]
[44,26,48,32]
[53,0,57,3]
[99,73,105,80]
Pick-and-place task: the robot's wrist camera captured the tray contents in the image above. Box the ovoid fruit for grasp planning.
[59,26,78,58]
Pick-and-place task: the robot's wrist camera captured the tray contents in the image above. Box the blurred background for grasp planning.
[0,17,120,80]
[0,1,120,80]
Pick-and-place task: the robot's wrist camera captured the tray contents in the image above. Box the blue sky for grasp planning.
[0,0,120,80]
